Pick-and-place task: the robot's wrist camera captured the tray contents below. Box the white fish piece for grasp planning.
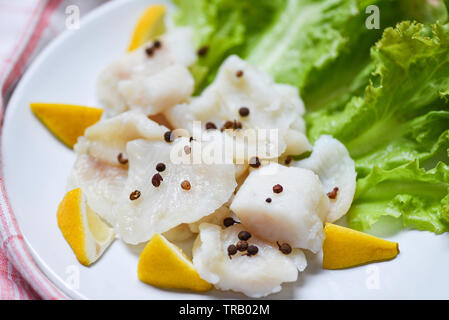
[67,154,127,225]
[165,55,310,157]
[294,135,356,223]
[230,163,328,253]
[192,223,307,298]
[115,138,237,244]
[188,202,234,233]
[117,64,194,115]
[283,129,311,156]
[97,28,196,116]
[74,111,168,165]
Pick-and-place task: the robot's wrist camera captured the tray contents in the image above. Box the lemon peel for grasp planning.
[57,188,114,266]
[138,233,212,292]
[30,103,102,148]
[323,223,399,269]
[128,5,166,52]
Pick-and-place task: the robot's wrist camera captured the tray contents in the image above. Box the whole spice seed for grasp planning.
[155,163,166,172]
[181,180,191,190]
[223,217,236,227]
[220,119,243,131]
[236,70,244,77]
[205,122,217,130]
[238,230,251,241]
[239,107,250,117]
[233,120,242,129]
[153,39,161,48]
[236,240,248,252]
[246,245,258,256]
[151,173,163,187]
[265,198,272,203]
[197,45,209,56]
[184,145,191,155]
[227,244,237,258]
[327,187,339,199]
[221,120,234,131]
[273,184,283,194]
[117,153,128,165]
[164,131,174,143]
[284,156,292,165]
[145,46,154,57]
[277,241,292,255]
[129,190,141,200]
[249,156,261,168]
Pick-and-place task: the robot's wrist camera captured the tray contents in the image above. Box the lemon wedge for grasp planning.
[57,188,114,266]
[128,5,166,52]
[30,103,103,148]
[322,223,399,269]
[138,234,212,292]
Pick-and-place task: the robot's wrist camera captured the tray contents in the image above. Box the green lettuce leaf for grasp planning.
[400,0,448,24]
[307,21,449,176]
[247,0,405,112]
[348,161,449,233]
[354,111,449,177]
[175,0,447,100]
[174,0,424,95]
[265,0,448,112]
[172,0,286,92]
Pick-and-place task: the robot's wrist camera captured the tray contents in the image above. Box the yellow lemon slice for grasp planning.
[138,234,212,292]
[57,188,115,266]
[128,5,166,52]
[322,223,399,269]
[30,103,103,148]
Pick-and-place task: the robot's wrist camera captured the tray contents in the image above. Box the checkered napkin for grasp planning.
[0,0,108,300]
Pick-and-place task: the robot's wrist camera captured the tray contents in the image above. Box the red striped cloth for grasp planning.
[0,0,107,300]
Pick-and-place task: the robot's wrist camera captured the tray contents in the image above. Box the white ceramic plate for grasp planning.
[3,0,449,300]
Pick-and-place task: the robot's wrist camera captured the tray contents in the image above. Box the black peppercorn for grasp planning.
[238,231,251,241]
[246,245,258,256]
